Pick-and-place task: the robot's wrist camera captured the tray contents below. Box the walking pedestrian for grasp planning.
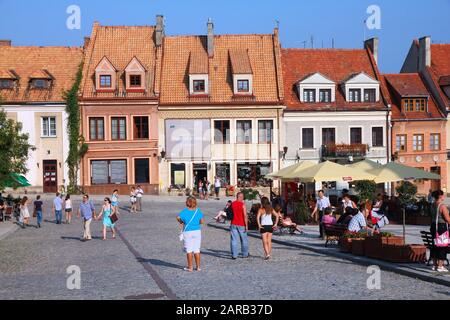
[177,196,204,272]
[257,197,278,260]
[33,195,43,228]
[52,192,63,224]
[214,176,221,200]
[130,187,137,213]
[430,190,450,272]
[198,180,204,200]
[230,192,249,259]
[78,194,95,241]
[136,185,144,212]
[204,180,210,200]
[111,189,120,214]
[311,190,331,238]
[64,194,73,224]
[96,197,116,240]
[19,196,30,228]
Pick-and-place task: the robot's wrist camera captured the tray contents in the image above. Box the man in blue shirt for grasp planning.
[78,194,96,241]
[52,193,63,224]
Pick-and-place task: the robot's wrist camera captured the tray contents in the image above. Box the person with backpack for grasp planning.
[230,192,249,260]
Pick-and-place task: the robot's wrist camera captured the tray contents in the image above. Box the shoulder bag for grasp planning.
[179,209,198,242]
[434,203,449,247]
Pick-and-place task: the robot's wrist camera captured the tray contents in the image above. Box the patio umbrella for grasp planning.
[346,159,383,171]
[282,161,376,182]
[265,161,316,179]
[3,173,31,188]
[368,162,440,184]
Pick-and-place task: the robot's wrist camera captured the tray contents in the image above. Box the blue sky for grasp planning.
[0,0,449,73]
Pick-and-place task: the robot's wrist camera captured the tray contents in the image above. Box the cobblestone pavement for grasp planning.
[0,195,449,300]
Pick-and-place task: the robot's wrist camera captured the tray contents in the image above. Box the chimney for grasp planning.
[364,37,379,64]
[207,18,214,58]
[155,15,165,47]
[83,37,90,50]
[418,36,431,71]
[0,40,12,47]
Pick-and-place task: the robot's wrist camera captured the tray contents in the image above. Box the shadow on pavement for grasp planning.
[137,258,183,270]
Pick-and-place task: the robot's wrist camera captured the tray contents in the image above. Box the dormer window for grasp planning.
[229,50,253,95]
[193,79,206,93]
[343,72,380,103]
[349,89,361,102]
[237,79,249,93]
[99,75,112,88]
[297,73,335,103]
[402,98,427,112]
[0,79,14,89]
[31,79,50,89]
[130,75,141,87]
[125,57,146,91]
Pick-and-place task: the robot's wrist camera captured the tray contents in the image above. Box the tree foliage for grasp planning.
[354,180,377,202]
[396,181,417,207]
[0,107,35,190]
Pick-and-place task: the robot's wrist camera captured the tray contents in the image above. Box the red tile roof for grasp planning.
[0,46,83,103]
[159,33,283,105]
[81,23,161,99]
[281,48,387,111]
[430,44,450,106]
[383,73,444,120]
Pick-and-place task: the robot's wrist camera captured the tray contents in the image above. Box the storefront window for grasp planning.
[237,162,271,187]
[215,163,230,186]
[171,163,186,188]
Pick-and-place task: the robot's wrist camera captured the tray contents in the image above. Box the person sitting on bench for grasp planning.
[274,204,303,234]
[322,207,336,226]
[214,200,232,223]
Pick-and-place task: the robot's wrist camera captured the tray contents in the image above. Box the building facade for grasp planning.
[0,41,83,193]
[79,18,164,195]
[158,21,284,192]
[280,39,390,191]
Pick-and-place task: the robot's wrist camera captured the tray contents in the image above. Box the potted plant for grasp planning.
[185,187,192,197]
[364,232,404,259]
[340,232,355,253]
[396,181,418,244]
[226,185,235,197]
[354,180,377,211]
[294,201,310,225]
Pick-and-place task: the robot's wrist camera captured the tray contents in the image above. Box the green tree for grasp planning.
[63,63,88,193]
[0,108,35,190]
[396,181,417,207]
[354,180,377,202]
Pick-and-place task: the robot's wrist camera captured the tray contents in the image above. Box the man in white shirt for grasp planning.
[311,190,331,238]
[214,176,221,200]
[136,185,144,212]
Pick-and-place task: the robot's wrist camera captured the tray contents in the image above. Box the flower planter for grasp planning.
[339,238,353,253]
[364,235,405,259]
[403,244,427,262]
[351,239,366,256]
[380,244,427,263]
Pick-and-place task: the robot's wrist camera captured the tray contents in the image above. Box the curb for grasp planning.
[208,222,450,288]
[0,223,19,241]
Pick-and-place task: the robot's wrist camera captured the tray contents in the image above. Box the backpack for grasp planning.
[226,205,234,221]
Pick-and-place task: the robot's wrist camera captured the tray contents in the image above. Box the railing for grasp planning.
[321,143,368,160]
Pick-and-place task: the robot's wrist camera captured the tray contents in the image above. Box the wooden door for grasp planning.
[43,160,58,193]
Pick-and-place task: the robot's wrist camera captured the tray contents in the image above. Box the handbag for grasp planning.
[179,209,198,242]
[110,212,119,224]
[434,204,449,247]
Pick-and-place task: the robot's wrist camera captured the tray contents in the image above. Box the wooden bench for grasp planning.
[420,231,450,266]
[4,206,13,221]
[323,223,348,247]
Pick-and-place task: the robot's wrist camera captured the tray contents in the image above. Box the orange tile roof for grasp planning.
[430,44,450,106]
[0,46,83,103]
[281,48,387,111]
[29,69,53,79]
[159,33,283,105]
[188,45,209,74]
[383,73,444,120]
[0,69,17,79]
[229,49,252,74]
[81,24,161,99]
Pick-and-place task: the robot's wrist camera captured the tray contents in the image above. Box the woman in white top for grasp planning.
[130,187,137,213]
[342,194,356,211]
[19,196,30,228]
[64,194,73,224]
[256,197,279,260]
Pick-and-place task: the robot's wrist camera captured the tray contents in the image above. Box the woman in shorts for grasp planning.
[64,194,73,224]
[256,197,279,260]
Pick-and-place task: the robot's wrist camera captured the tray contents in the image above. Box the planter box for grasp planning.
[403,244,427,262]
[351,239,366,256]
[339,238,353,253]
[380,244,427,263]
[364,236,405,259]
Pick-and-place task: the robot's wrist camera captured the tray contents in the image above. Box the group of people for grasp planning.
[129,185,144,213]
[195,176,222,200]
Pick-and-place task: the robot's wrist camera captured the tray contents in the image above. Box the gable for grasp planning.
[95,56,117,73]
[344,72,379,85]
[298,72,334,85]
[125,56,146,73]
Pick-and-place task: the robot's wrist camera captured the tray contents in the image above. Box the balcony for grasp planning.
[320,143,368,162]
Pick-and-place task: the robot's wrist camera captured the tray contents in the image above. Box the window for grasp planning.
[413,134,424,151]
[134,158,150,184]
[129,75,142,87]
[214,120,230,144]
[237,80,250,93]
[215,163,230,185]
[350,128,362,144]
[322,128,336,145]
[41,117,56,137]
[430,133,441,151]
[237,162,271,188]
[99,75,112,88]
[193,80,206,93]
[364,89,376,102]
[32,79,49,89]
[133,116,149,139]
[303,89,316,102]
[89,118,104,141]
[171,163,186,188]
[236,120,252,144]
[319,89,331,103]
[372,127,384,147]
[349,89,361,102]
[91,159,127,185]
[111,117,126,140]
[403,98,427,112]
[396,135,407,152]
[0,79,13,89]
[258,120,273,144]
[302,128,314,149]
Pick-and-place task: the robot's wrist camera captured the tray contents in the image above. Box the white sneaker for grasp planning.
[437,267,449,273]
